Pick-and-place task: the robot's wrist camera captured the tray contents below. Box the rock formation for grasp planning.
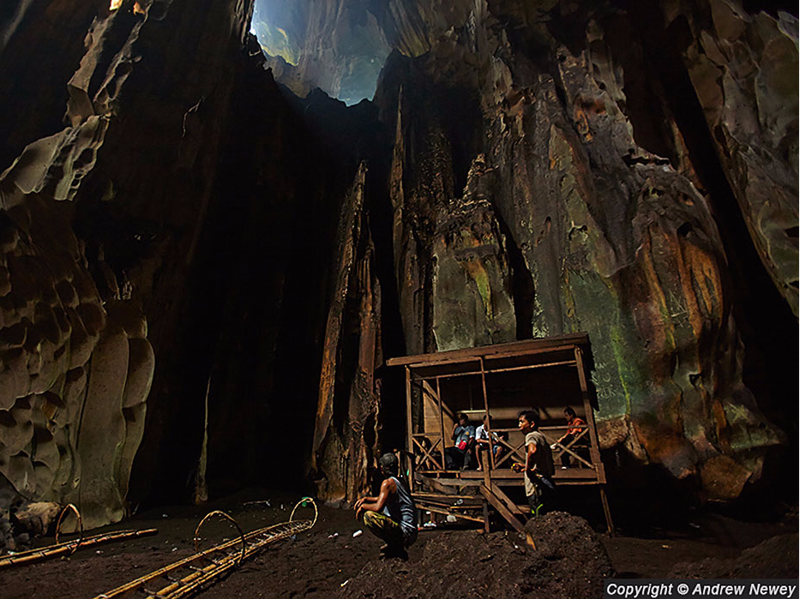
[0,0,255,527]
[0,0,795,526]
[313,0,797,501]
[312,164,383,502]
[675,0,798,315]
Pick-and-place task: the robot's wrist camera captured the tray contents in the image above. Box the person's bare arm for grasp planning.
[512,439,537,473]
[526,439,538,473]
[354,496,377,511]
[355,478,396,520]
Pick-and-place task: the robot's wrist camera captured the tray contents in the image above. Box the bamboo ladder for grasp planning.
[94,498,318,599]
[0,504,158,570]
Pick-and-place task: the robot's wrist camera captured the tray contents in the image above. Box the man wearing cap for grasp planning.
[354,453,418,559]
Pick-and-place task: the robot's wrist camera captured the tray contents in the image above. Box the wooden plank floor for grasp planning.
[419,467,600,484]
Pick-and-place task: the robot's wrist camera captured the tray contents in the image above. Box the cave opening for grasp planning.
[250,0,392,105]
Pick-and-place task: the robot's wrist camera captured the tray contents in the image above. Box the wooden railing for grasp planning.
[411,425,594,473]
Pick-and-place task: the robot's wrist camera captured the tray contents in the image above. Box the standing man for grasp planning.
[512,410,556,516]
[355,453,418,559]
[444,413,476,470]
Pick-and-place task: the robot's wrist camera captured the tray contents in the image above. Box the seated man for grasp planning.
[475,413,506,471]
[444,413,475,470]
[512,410,556,516]
[354,453,418,559]
[554,407,587,469]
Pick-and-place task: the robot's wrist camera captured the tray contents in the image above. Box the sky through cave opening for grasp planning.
[250,0,392,105]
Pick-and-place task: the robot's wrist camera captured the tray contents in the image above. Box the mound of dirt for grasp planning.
[668,533,799,579]
[338,512,612,599]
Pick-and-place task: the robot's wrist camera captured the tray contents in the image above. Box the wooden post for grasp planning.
[405,366,414,489]
[478,358,492,487]
[600,486,614,535]
[483,500,490,534]
[574,348,604,482]
[437,377,445,471]
[574,347,614,534]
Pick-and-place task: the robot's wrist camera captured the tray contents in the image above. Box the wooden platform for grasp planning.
[388,334,614,534]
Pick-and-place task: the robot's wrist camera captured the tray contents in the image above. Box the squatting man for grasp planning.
[354,453,418,559]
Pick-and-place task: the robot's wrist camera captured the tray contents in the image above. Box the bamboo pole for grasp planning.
[0,528,158,569]
[96,498,317,599]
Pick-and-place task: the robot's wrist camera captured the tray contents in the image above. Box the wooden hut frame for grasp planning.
[386,332,613,534]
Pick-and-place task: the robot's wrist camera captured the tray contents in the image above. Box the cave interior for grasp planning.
[0,0,797,539]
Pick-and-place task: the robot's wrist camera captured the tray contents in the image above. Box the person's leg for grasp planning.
[527,492,541,517]
[527,476,557,516]
[537,477,556,514]
[362,511,406,550]
[444,446,454,469]
[445,446,460,470]
[560,452,571,469]
[476,445,484,471]
[463,445,473,469]
[493,444,504,469]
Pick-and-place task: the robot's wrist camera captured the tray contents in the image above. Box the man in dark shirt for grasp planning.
[355,453,417,559]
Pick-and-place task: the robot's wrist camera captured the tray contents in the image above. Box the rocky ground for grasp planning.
[1,490,797,599]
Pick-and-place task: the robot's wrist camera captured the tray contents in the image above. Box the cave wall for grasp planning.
[0,0,296,527]
[0,183,153,529]
[0,0,795,521]
[673,0,798,315]
[312,0,797,503]
[0,0,379,524]
[312,163,383,502]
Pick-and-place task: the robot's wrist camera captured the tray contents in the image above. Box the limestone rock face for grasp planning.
[431,179,517,352]
[0,183,153,529]
[0,0,252,527]
[365,0,791,499]
[672,1,798,315]
[0,0,794,513]
[0,0,108,170]
[14,501,60,537]
[312,164,382,503]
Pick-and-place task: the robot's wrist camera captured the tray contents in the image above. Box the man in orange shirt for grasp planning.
[555,407,586,469]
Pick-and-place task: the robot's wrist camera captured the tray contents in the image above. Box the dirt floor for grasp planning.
[1,490,797,599]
